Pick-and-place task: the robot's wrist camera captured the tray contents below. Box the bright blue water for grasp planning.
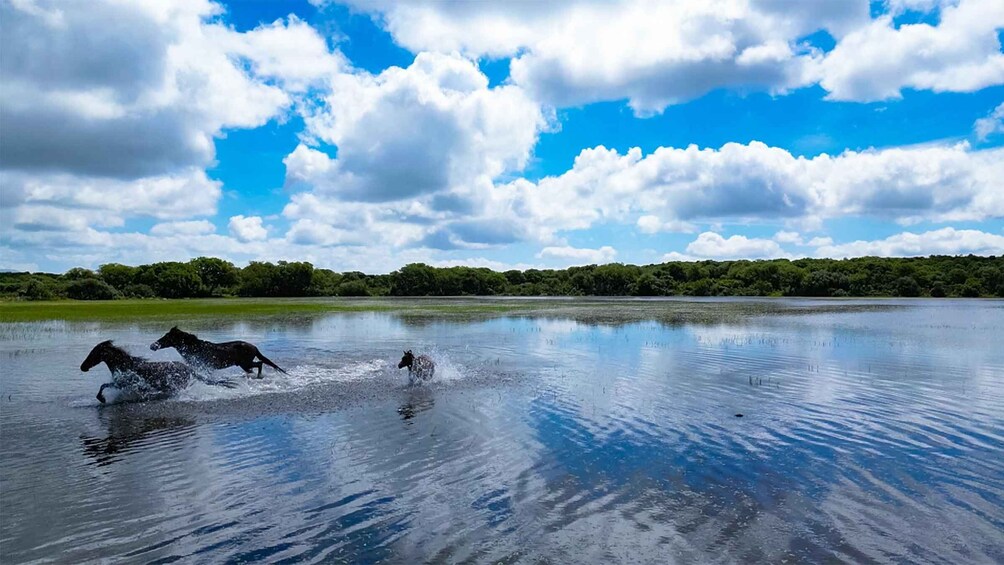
[1,298,1002,563]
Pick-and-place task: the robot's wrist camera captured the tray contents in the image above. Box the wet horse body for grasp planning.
[80,340,217,403]
[398,350,435,384]
[151,327,286,378]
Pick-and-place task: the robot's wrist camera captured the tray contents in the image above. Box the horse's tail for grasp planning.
[255,348,288,374]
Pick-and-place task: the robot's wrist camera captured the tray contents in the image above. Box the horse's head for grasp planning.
[151,326,187,351]
[398,350,414,370]
[81,340,115,372]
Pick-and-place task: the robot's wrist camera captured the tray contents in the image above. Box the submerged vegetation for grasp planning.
[0,297,542,323]
[1,255,1002,305]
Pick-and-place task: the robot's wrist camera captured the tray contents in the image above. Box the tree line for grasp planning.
[1,255,1002,301]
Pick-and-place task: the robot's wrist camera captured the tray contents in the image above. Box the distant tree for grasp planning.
[239,262,279,297]
[98,263,138,290]
[960,278,983,297]
[894,276,921,297]
[979,266,1004,297]
[138,262,202,298]
[336,279,370,296]
[66,278,120,300]
[391,264,438,296]
[63,267,97,280]
[689,278,712,296]
[592,263,639,295]
[929,281,946,298]
[189,257,239,296]
[13,254,1004,300]
[308,269,342,296]
[123,283,157,298]
[632,273,667,296]
[503,270,525,286]
[275,261,314,296]
[20,277,53,300]
[569,268,596,295]
[801,270,850,297]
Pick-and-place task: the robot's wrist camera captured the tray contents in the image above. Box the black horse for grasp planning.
[398,350,435,383]
[151,327,287,378]
[80,340,233,403]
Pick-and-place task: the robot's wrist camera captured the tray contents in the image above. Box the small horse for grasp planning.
[398,350,435,383]
[80,340,233,403]
[150,327,287,378]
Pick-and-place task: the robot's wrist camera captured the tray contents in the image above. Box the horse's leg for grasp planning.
[96,383,112,404]
[253,361,264,378]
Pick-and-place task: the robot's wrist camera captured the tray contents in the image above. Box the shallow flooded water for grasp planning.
[1,298,1003,563]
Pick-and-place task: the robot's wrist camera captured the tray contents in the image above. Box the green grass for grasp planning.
[0,297,541,322]
[0,295,914,325]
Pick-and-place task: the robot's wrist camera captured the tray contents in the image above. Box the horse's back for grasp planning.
[215,340,255,348]
[185,340,256,369]
[210,340,259,357]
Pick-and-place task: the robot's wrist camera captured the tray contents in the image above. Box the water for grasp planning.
[1,298,1003,563]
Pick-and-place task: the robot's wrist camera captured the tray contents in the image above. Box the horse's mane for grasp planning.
[98,340,137,362]
[171,327,200,342]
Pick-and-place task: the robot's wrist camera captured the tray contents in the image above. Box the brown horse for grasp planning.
[151,327,287,378]
[80,340,234,403]
[398,350,435,383]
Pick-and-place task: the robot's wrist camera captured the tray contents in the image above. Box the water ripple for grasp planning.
[1,299,1003,563]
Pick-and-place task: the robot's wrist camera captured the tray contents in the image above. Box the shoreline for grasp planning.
[1,295,994,323]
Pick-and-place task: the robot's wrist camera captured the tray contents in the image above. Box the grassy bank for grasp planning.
[0,296,921,327]
[0,297,540,323]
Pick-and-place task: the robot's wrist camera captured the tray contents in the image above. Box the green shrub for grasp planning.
[20,277,54,300]
[66,278,120,300]
[122,283,157,298]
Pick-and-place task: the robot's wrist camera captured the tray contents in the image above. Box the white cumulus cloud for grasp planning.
[974,102,1004,140]
[0,0,344,258]
[496,141,1004,243]
[685,232,791,259]
[637,215,697,234]
[289,52,549,203]
[228,215,268,242]
[815,227,1003,258]
[342,0,1003,111]
[150,220,216,236]
[817,0,1004,101]
[343,0,870,114]
[537,245,617,265]
[773,230,804,245]
[815,227,1004,257]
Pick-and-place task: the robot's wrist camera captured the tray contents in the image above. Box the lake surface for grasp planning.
[1,298,1003,563]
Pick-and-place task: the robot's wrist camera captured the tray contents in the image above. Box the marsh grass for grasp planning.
[0,295,907,324]
[0,297,542,323]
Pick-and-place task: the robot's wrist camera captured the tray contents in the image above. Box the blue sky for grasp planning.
[1,0,1003,273]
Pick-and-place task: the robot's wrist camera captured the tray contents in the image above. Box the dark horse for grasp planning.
[151,327,287,378]
[398,350,435,383]
[81,340,233,403]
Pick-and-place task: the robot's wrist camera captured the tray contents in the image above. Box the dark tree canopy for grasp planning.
[1,255,1002,300]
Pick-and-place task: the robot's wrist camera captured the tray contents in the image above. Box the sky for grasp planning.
[1,0,1003,274]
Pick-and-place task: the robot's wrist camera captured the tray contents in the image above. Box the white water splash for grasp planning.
[397,346,473,385]
[76,350,481,405]
[172,358,390,402]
